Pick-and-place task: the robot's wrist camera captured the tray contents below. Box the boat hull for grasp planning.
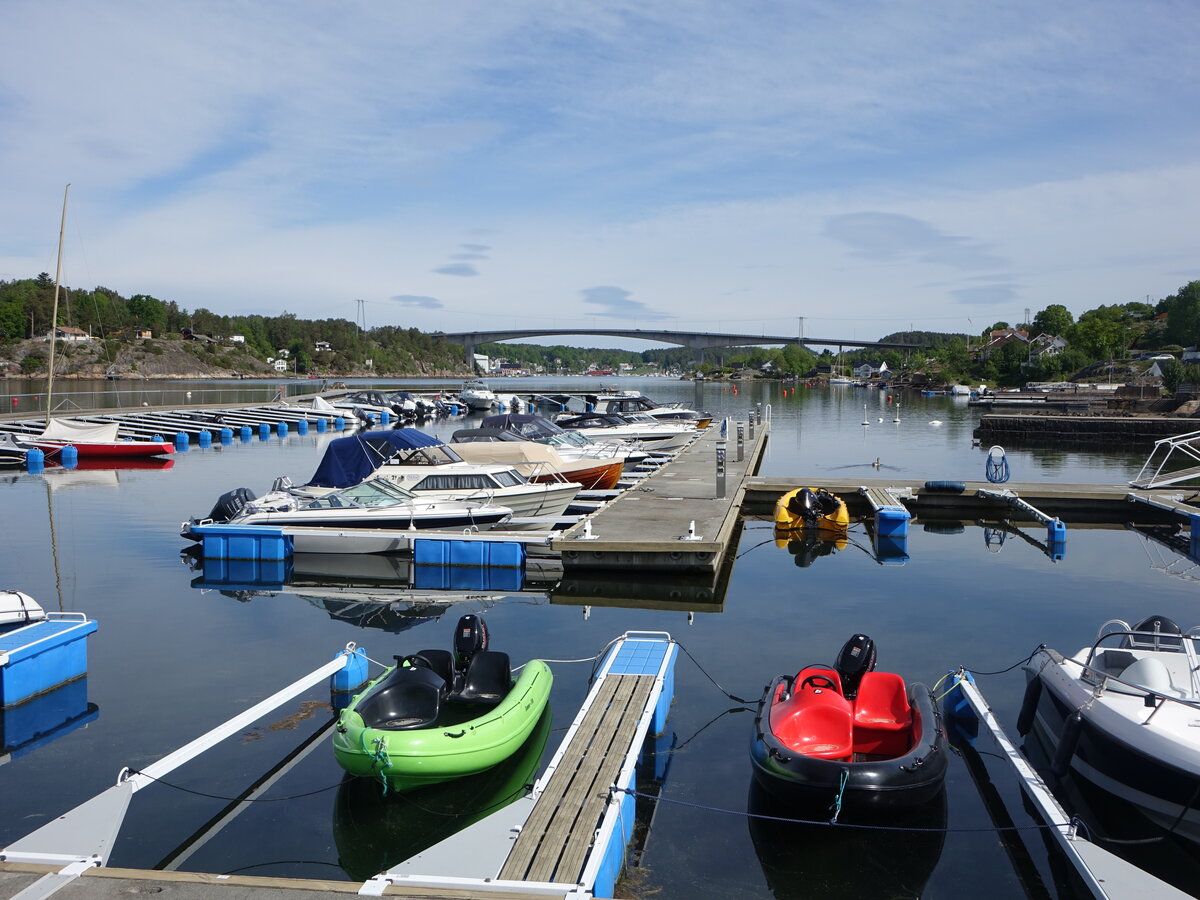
[750,679,948,812]
[1025,649,1200,842]
[773,488,849,533]
[333,659,553,790]
[30,439,175,459]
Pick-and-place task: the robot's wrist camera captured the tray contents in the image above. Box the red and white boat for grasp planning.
[30,419,174,459]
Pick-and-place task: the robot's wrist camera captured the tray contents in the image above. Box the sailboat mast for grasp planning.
[46,183,70,417]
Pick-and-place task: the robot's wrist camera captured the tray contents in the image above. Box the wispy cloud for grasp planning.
[581,286,673,320]
[390,294,443,309]
[823,212,1008,270]
[434,263,479,277]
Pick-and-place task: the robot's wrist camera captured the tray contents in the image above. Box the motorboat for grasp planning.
[282,395,375,429]
[480,413,649,468]
[1019,614,1200,841]
[450,428,624,490]
[750,633,948,812]
[0,590,45,630]
[181,477,513,539]
[551,411,696,451]
[28,419,175,460]
[774,488,849,533]
[459,380,497,411]
[332,614,553,790]
[297,429,581,525]
[0,433,35,468]
[583,391,712,429]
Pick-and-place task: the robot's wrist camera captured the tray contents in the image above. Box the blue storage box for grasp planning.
[1,614,98,708]
[412,564,524,592]
[194,556,291,590]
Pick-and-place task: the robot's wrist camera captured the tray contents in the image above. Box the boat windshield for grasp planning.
[307,478,415,509]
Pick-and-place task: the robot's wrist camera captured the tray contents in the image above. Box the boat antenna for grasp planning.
[46,183,70,418]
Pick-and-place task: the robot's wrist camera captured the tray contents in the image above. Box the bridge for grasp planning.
[434,328,925,368]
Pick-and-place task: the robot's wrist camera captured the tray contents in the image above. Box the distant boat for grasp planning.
[459,380,497,411]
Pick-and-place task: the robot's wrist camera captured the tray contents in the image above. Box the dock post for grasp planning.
[716,440,726,498]
[748,412,755,439]
[737,422,744,461]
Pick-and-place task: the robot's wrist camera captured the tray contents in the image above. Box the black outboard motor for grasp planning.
[788,488,818,524]
[205,487,256,523]
[453,614,490,673]
[835,633,877,699]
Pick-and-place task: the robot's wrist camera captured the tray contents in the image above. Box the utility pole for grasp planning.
[354,299,367,334]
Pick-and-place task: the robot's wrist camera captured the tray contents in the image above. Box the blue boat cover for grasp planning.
[307,429,441,488]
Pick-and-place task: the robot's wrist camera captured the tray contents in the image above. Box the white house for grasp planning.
[230,334,245,344]
[852,360,888,378]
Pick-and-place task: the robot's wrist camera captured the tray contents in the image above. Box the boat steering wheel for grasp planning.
[401,654,433,669]
[799,673,838,691]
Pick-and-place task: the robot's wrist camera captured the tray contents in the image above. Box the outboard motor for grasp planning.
[788,488,819,524]
[835,633,877,699]
[205,487,256,523]
[453,614,490,673]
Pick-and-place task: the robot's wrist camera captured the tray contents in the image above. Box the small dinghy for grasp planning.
[333,614,552,791]
[1019,614,1200,842]
[774,487,849,533]
[750,634,948,812]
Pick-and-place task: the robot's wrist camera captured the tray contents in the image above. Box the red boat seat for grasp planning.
[852,672,912,755]
[771,679,853,761]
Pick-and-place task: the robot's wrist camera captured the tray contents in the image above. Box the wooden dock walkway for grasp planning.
[553,420,770,574]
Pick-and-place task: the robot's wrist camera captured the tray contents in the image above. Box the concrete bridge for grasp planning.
[434,327,926,368]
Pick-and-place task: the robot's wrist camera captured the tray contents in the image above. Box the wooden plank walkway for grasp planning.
[554,420,769,573]
[499,675,653,885]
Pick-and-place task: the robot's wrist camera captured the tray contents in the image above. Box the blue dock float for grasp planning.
[1,613,97,708]
[859,485,912,538]
[365,631,678,898]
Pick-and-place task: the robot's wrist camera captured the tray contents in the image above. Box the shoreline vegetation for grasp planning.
[3,275,1200,390]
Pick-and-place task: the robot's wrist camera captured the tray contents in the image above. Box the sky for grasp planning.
[1,1,1198,351]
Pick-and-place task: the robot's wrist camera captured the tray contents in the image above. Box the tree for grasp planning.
[1032,304,1073,337]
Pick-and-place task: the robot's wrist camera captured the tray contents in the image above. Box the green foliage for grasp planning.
[21,350,46,373]
[1161,358,1185,393]
[1032,304,1073,337]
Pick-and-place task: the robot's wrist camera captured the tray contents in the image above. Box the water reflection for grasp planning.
[747,779,947,899]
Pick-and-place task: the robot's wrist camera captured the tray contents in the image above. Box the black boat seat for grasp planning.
[456,650,512,705]
[414,649,455,687]
[356,659,448,730]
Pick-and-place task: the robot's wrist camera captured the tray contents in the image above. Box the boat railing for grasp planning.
[1067,630,1200,721]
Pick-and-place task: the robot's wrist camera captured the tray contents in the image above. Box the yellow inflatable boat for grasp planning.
[774,487,849,533]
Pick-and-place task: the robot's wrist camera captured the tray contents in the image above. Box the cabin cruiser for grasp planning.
[450,429,624,490]
[1019,614,1200,842]
[459,380,497,411]
[182,477,513,539]
[584,391,711,429]
[552,411,696,451]
[292,429,580,526]
[480,414,650,468]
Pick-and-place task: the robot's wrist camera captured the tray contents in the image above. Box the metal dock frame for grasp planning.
[363,631,678,899]
[945,670,1192,900]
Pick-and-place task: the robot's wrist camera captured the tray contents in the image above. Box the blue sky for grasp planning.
[1,1,1197,350]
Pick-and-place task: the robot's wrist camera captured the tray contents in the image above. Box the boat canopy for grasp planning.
[39,419,120,443]
[307,429,445,488]
[480,413,566,440]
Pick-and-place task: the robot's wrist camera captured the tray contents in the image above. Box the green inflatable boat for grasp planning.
[333,614,553,790]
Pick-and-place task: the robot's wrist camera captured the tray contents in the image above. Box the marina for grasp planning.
[1,376,1200,898]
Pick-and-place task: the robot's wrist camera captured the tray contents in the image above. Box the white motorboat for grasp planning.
[0,590,46,629]
[182,477,513,539]
[0,433,35,468]
[449,431,625,490]
[295,429,581,526]
[1019,614,1200,842]
[552,411,697,451]
[583,391,712,429]
[480,414,650,468]
[459,380,497,411]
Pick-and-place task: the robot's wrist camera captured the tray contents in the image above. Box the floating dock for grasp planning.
[0,633,678,900]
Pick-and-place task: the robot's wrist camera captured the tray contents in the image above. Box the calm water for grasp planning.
[1,377,1196,898]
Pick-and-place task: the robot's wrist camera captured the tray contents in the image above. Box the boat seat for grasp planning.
[414,649,455,687]
[772,687,853,761]
[455,650,512,705]
[1106,656,1183,698]
[356,663,448,730]
[852,672,912,756]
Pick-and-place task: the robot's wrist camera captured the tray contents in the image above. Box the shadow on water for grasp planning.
[746,778,947,900]
[332,706,552,881]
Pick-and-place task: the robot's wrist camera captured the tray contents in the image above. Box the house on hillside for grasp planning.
[852,360,888,379]
[1029,333,1068,358]
[52,326,91,343]
[978,328,1028,360]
